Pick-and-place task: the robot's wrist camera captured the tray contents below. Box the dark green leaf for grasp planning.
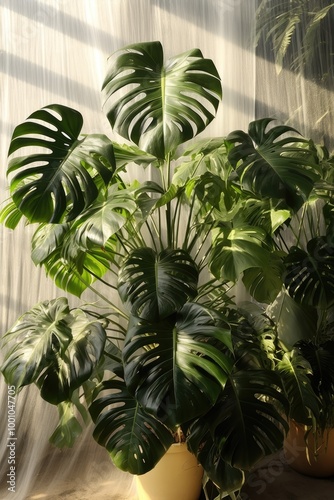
[123,303,233,427]
[1,298,73,389]
[188,370,288,470]
[186,421,244,493]
[90,377,174,474]
[284,237,334,308]
[7,104,115,222]
[227,118,320,211]
[103,41,222,159]
[118,247,199,320]
[242,252,284,304]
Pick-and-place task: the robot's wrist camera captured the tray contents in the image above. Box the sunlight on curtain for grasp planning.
[255,0,334,149]
[0,1,256,499]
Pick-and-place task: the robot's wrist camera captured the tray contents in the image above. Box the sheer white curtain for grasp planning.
[0,1,256,499]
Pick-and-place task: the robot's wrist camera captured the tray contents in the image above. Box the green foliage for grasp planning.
[90,375,174,475]
[276,350,320,425]
[256,0,334,74]
[7,105,116,223]
[123,303,233,428]
[2,40,334,495]
[1,298,106,404]
[118,247,199,319]
[102,41,222,159]
[226,118,320,211]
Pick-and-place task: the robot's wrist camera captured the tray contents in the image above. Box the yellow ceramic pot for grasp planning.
[135,443,203,500]
[284,420,334,477]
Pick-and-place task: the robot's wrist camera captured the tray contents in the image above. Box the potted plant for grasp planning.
[216,118,334,477]
[0,41,289,499]
[279,338,334,477]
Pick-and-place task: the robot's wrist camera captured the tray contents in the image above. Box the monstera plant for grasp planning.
[218,117,334,447]
[2,40,318,497]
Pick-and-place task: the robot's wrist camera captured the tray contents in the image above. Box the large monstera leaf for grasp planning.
[118,247,199,320]
[6,104,115,223]
[284,237,334,308]
[187,370,288,471]
[1,298,106,404]
[102,41,222,159]
[123,302,233,428]
[90,375,174,475]
[1,298,72,389]
[210,226,273,283]
[227,118,320,211]
[242,253,285,304]
[38,309,106,404]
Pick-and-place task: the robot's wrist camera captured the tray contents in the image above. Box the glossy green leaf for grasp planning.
[7,104,115,222]
[38,309,106,404]
[1,298,73,389]
[42,243,114,297]
[31,223,70,265]
[31,224,116,297]
[227,118,320,211]
[210,226,271,282]
[69,185,137,248]
[112,142,159,169]
[189,370,288,470]
[276,350,320,425]
[118,247,199,320]
[123,303,233,427]
[102,41,222,159]
[1,299,106,404]
[172,138,229,187]
[284,237,334,308]
[90,377,174,474]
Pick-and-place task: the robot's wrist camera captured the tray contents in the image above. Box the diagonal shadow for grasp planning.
[1,0,121,53]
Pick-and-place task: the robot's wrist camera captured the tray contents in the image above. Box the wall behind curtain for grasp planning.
[0,1,256,499]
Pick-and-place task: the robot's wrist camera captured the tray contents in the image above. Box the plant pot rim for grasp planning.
[168,442,190,454]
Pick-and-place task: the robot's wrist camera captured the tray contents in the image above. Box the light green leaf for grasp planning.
[210,226,271,282]
[276,350,319,424]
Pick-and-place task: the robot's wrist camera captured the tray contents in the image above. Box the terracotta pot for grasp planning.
[284,420,334,477]
[135,443,203,500]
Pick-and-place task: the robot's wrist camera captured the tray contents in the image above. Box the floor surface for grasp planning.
[241,451,334,500]
[13,449,334,499]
